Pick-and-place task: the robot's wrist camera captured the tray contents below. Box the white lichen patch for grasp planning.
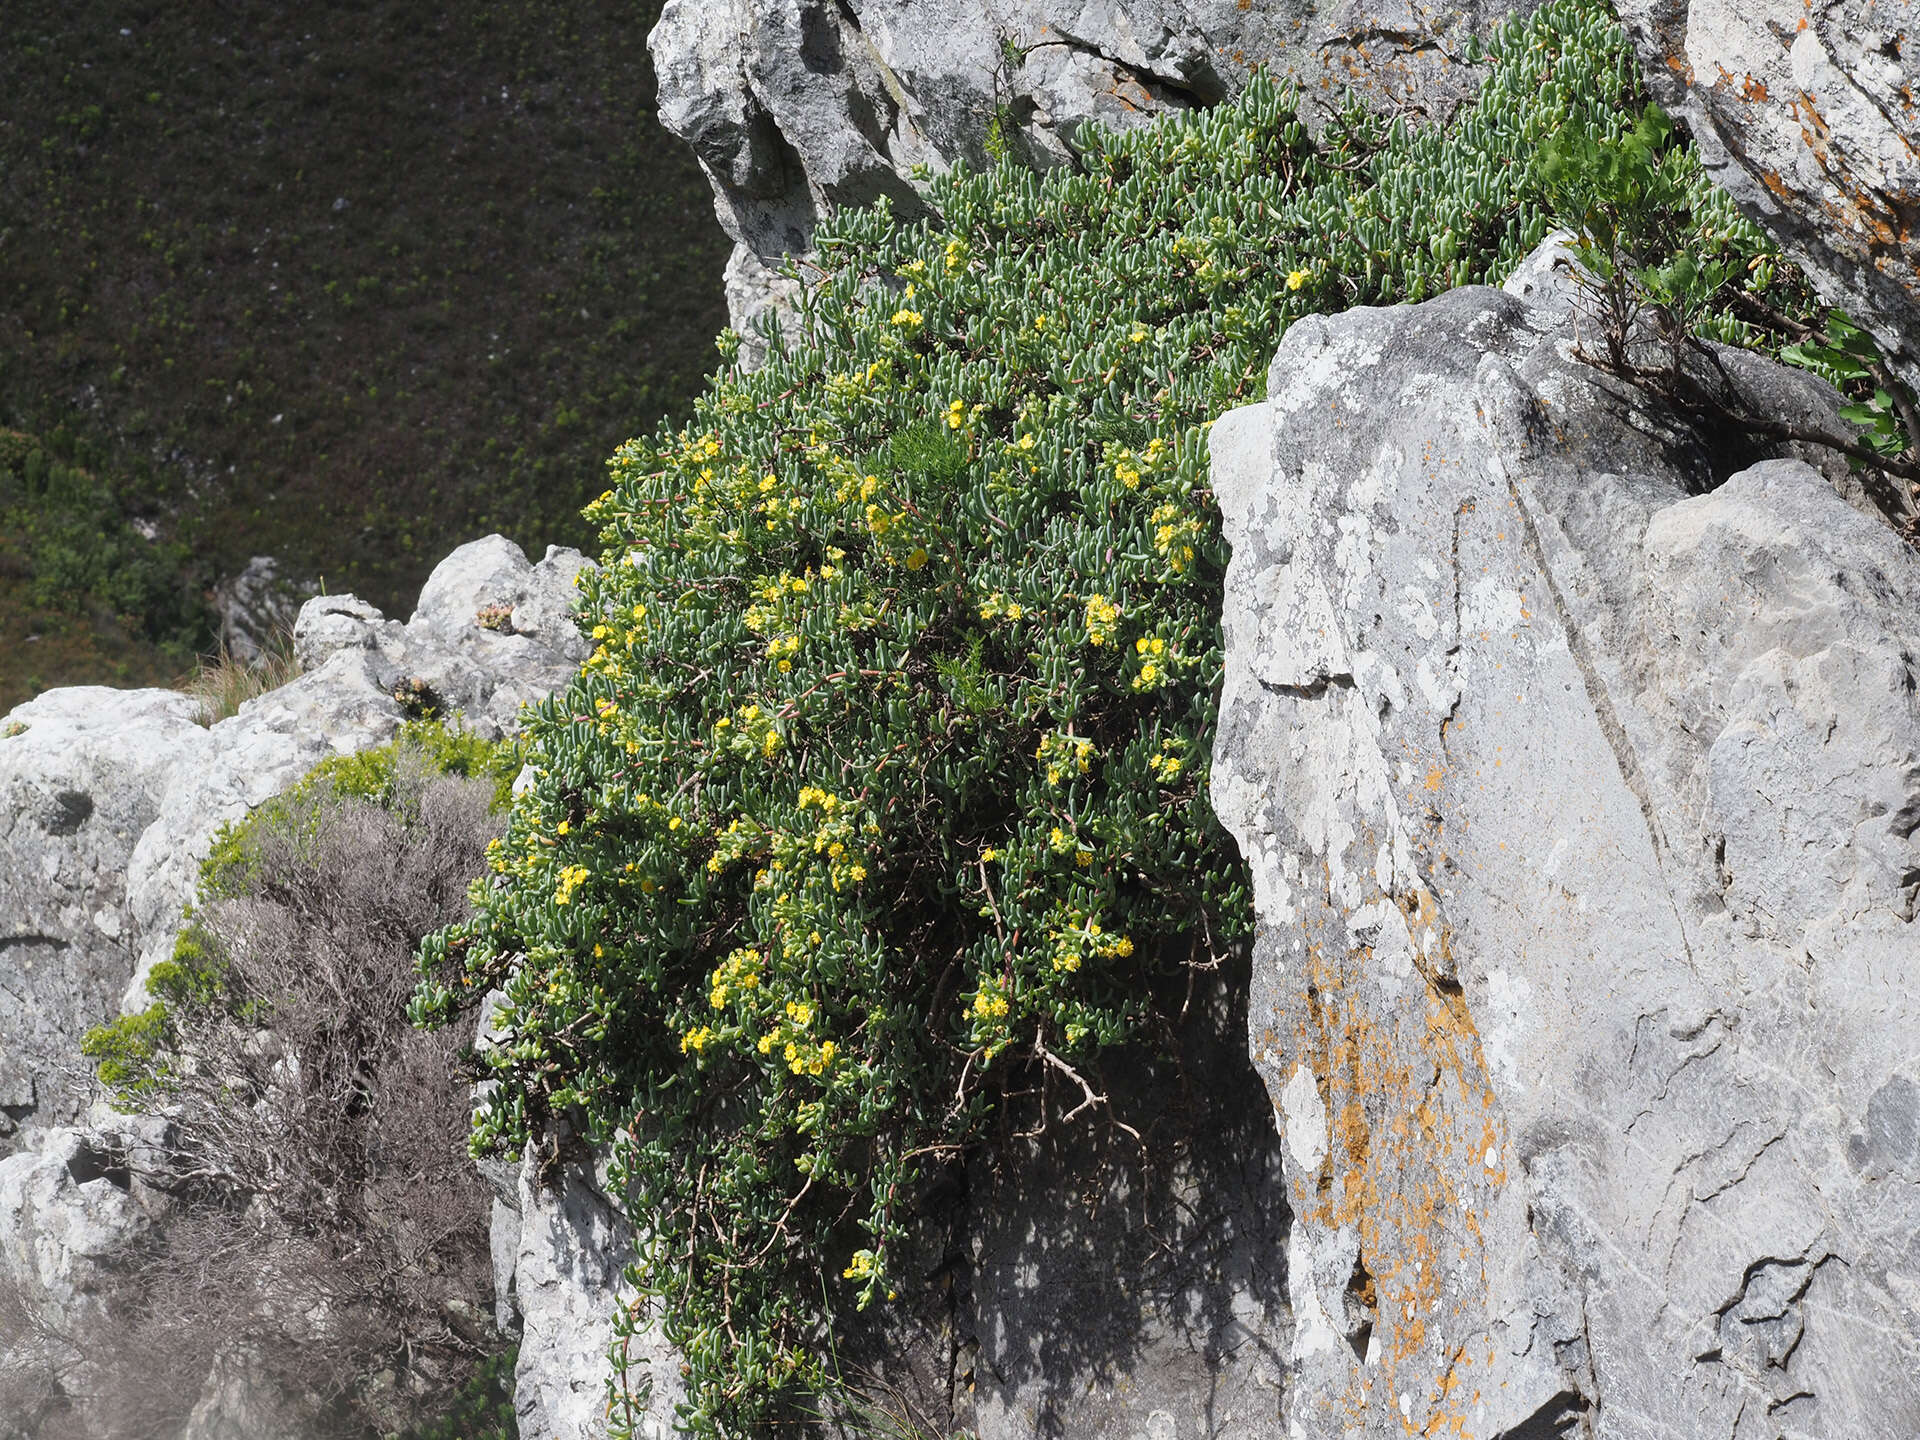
[1281,1063,1330,1175]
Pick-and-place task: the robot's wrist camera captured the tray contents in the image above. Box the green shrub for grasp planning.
[78,1002,172,1103]
[0,427,205,645]
[415,2,1813,1431]
[400,1346,519,1440]
[1534,99,1919,515]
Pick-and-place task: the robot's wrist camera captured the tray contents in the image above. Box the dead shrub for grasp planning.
[77,749,509,1438]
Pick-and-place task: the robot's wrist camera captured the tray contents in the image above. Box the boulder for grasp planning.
[1209,280,1920,1435]
[0,1129,151,1341]
[0,688,208,1151]
[649,0,1535,338]
[210,556,316,666]
[1616,0,1920,387]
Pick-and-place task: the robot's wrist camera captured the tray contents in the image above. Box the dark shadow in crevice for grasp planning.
[840,950,1291,1436]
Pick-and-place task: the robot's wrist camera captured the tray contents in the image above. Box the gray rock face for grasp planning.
[1210,282,1920,1436]
[0,689,207,1151]
[505,1155,683,1440]
[650,0,1534,337]
[0,1130,150,1341]
[1616,0,1920,385]
[210,556,316,666]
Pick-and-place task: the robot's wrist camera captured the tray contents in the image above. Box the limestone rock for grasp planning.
[1210,282,1920,1436]
[210,556,316,666]
[177,1350,305,1440]
[509,1154,682,1440]
[0,1129,150,1340]
[0,689,208,1151]
[650,0,1532,337]
[1616,0,1920,386]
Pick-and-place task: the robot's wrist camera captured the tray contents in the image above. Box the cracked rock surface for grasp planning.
[1209,279,1920,1436]
[1616,0,1920,387]
[649,0,1531,344]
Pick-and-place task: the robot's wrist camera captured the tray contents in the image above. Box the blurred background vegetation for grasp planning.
[0,0,729,712]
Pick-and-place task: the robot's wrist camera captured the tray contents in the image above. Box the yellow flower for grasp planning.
[843,1249,877,1281]
[1083,593,1120,646]
[680,1025,713,1054]
[890,308,923,327]
[905,547,929,570]
[1287,268,1310,291]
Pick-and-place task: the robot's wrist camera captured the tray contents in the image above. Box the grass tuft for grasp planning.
[182,631,303,726]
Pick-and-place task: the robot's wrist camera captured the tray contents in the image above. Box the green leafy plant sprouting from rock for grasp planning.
[1533,99,1920,527]
[414,2,1796,1431]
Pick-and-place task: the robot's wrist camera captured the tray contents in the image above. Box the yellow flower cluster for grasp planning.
[977,591,1026,623]
[1132,634,1172,691]
[843,1249,877,1281]
[969,985,1011,1022]
[1048,826,1094,867]
[1147,740,1186,780]
[680,1025,714,1054]
[945,397,985,431]
[1035,732,1095,786]
[708,946,763,1009]
[714,703,782,761]
[1150,503,1202,575]
[554,864,591,906]
[746,996,838,1076]
[1048,912,1135,974]
[890,308,923,328]
[1108,436,1168,491]
[1083,593,1121,646]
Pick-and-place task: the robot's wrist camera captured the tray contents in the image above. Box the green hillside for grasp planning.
[0,0,729,710]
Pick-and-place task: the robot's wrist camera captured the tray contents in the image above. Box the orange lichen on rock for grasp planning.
[1286,879,1509,1432]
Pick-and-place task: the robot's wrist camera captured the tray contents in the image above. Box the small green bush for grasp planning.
[416,2,1816,1431]
[1534,99,1918,514]
[0,426,206,646]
